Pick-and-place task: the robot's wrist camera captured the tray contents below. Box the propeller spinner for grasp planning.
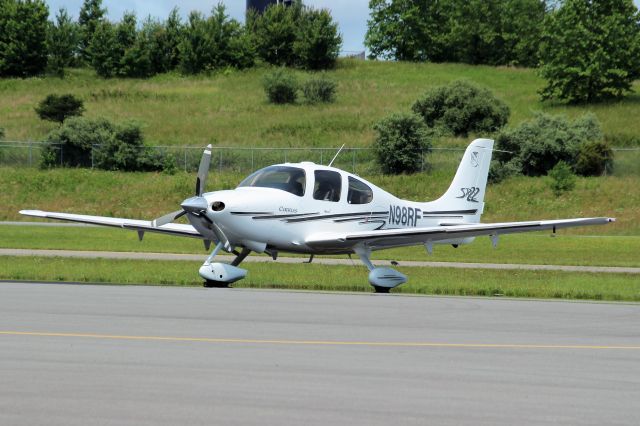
[151,145,231,250]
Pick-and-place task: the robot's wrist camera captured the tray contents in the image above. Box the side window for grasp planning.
[313,170,341,202]
[347,177,373,204]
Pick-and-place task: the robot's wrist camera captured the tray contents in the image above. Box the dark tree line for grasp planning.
[0,0,342,79]
[366,0,640,103]
[365,0,547,67]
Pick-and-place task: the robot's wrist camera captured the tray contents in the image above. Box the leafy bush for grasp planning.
[92,122,144,171]
[373,113,432,174]
[411,80,510,137]
[493,112,605,178]
[302,75,336,104]
[576,140,614,176]
[35,94,84,123]
[0,127,5,139]
[548,161,576,197]
[42,117,114,168]
[263,69,299,104]
[41,117,165,171]
[539,0,640,103]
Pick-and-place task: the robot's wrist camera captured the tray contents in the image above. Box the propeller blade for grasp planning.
[196,144,213,196]
[152,209,186,227]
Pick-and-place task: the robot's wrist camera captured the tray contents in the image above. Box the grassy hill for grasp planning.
[2,60,640,148]
[1,60,638,237]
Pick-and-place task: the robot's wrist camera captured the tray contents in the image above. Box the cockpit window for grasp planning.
[238,166,306,197]
[313,170,341,202]
[347,176,373,204]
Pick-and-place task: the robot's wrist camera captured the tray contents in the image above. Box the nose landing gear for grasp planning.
[199,243,251,287]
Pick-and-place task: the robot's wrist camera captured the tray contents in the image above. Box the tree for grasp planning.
[373,113,432,174]
[365,0,449,61]
[88,20,118,77]
[539,0,640,103]
[179,4,255,75]
[365,0,546,66]
[35,94,84,123]
[78,0,106,63]
[445,0,546,66]
[253,2,299,66]
[0,0,49,77]
[144,8,183,74]
[293,8,342,70]
[46,7,78,77]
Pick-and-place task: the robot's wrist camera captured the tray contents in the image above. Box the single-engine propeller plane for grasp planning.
[21,139,614,292]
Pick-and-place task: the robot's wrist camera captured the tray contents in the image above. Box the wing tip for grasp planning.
[19,209,45,217]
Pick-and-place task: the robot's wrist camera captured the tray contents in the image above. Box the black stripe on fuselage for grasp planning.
[229,211,273,216]
[285,211,390,223]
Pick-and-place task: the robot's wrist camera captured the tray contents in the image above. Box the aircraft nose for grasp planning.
[181,196,208,214]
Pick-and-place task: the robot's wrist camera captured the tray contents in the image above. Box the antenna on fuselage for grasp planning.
[327,144,345,167]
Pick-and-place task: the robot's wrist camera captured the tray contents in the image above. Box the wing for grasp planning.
[19,210,203,239]
[305,217,615,251]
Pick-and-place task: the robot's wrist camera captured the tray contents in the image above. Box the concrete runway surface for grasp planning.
[1,283,639,426]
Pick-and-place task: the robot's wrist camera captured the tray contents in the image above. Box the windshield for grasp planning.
[238,166,306,197]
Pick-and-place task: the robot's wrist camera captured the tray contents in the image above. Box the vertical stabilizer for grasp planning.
[428,139,494,223]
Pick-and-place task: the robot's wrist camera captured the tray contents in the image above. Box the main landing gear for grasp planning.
[355,246,407,293]
[200,242,251,288]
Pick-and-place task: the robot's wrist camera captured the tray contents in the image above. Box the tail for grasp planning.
[428,138,494,223]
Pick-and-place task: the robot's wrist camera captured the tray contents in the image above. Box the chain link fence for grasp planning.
[0,140,638,176]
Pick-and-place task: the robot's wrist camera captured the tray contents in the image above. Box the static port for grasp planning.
[212,201,225,211]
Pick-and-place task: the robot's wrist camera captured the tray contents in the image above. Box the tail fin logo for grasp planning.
[470,151,480,167]
[457,187,480,202]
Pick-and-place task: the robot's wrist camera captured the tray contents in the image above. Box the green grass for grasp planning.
[1,256,638,301]
[1,61,640,148]
[2,166,638,234]
[1,225,638,267]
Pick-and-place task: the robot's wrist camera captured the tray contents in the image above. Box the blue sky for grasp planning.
[45,1,370,53]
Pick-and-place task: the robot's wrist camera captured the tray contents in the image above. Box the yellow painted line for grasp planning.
[1,331,639,350]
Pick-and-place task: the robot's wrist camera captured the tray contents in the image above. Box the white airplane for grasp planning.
[21,139,614,292]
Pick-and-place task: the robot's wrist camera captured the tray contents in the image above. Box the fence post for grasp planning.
[28,142,32,166]
[184,148,187,172]
[251,149,254,170]
[91,145,94,168]
[352,149,356,172]
[219,149,222,172]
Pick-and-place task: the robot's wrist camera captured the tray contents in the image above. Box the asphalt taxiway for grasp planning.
[1,282,639,425]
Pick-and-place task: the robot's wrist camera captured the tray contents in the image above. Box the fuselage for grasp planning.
[186,162,478,255]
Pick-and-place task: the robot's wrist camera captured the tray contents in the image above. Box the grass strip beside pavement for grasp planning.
[1,225,638,267]
[1,256,638,302]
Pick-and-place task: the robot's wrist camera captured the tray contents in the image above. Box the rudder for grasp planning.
[428,138,494,223]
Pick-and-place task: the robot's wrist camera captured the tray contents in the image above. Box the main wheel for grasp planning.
[372,285,390,294]
[203,280,231,288]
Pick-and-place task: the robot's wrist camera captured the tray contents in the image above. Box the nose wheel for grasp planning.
[203,280,231,288]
